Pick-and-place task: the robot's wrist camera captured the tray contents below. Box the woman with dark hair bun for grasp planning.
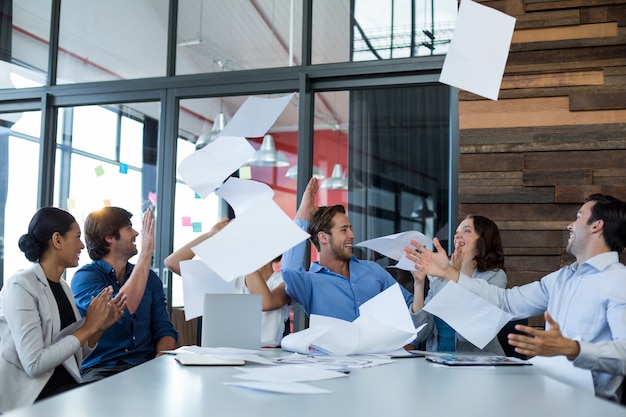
[0,207,126,413]
[411,214,507,354]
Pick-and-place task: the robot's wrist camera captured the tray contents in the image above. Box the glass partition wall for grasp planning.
[0,0,458,328]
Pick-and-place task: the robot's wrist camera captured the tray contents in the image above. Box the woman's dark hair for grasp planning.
[586,194,626,253]
[18,207,76,262]
[84,207,133,260]
[465,214,505,272]
[307,205,346,251]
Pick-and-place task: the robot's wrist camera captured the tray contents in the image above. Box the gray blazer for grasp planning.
[0,263,92,412]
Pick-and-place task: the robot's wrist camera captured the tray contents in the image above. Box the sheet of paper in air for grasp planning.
[281,284,424,355]
[439,0,516,101]
[423,280,513,349]
[192,190,309,282]
[214,176,274,216]
[355,230,433,272]
[216,92,296,139]
[179,260,236,320]
[177,135,255,198]
[529,356,594,396]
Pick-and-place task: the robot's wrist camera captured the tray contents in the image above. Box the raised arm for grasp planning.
[295,177,319,221]
[404,237,460,282]
[163,218,231,275]
[245,271,290,311]
[116,208,155,314]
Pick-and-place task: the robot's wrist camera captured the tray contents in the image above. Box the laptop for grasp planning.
[201,293,262,350]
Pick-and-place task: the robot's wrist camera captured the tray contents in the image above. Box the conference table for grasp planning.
[4,350,625,417]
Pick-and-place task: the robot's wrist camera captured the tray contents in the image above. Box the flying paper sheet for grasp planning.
[177,135,255,198]
[423,280,513,349]
[217,93,296,139]
[281,284,424,355]
[192,191,310,282]
[355,230,432,272]
[439,0,516,100]
[214,177,274,216]
[179,260,236,321]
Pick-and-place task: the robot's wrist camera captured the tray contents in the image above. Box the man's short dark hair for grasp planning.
[84,207,133,260]
[307,205,346,251]
[586,194,626,253]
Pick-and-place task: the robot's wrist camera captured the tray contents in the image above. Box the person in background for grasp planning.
[411,214,507,354]
[0,207,125,413]
[164,218,291,347]
[71,206,178,382]
[281,177,424,339]
[406,194,626,402]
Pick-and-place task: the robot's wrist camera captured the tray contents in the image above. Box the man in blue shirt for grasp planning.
[407,194,626,402]
[281,177,424,330]
[71,207,177,382]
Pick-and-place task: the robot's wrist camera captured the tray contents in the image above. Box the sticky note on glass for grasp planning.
[192,222,202,233]
[439,0,516,101]
[94,165,105,177]
[148,191,157,205]
[182,216,192,226]
[119,163,128,174]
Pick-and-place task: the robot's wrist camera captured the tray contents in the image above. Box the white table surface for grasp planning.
[4,351,625,417]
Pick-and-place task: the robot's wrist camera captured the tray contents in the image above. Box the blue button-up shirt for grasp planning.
[71,260,178,371]
[281,220,414,322]
[457,251,626,401]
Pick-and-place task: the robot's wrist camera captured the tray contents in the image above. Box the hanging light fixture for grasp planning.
[247,134,290,167]
[411,198,437,219]
[320,126,348,190]
[285,165,325,179]
[195,111,225,150]
[195,60,228,150]
[320,163,349,190]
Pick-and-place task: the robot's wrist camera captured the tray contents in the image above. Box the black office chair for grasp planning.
[497,318,528,359]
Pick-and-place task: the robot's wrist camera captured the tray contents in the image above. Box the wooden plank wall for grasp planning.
[459,0,626,326]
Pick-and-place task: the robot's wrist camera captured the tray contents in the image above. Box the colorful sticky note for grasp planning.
[148,191,157,205]
[192,222,202,233]
[182,216,192,226]
[94,165,105,177]
[66,198,76,209]
[119,163,128,174]
[194,193,201,199]
[103,199,111,207]
[239,166,252,179]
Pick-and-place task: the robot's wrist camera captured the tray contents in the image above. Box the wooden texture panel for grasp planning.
[515,9,580,29]
[512,22,618,43]
[523,169,593,186]
[500,70,604,90]
[460,97,626,129]
[524,0,626,12]
[458,1,626,331]
[570,91,626,110]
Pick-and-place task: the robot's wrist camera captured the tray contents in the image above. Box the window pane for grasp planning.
[312,87,450,279]
[312,0,457,65]
[170,93,299,306]
[53,102,160,283]
[0,111,40,286]
[57,0,168,84]
[176,0,303,74]
[1,0,51,89]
